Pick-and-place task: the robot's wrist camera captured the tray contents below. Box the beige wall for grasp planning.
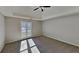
[43,13,79,47]
[5,17,42,43]
[0,13,5,52]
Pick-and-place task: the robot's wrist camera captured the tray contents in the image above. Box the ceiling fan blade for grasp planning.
[41,8,43,12]
[43,6,51,8]
[33,8,39,11]
[40,6,51,8]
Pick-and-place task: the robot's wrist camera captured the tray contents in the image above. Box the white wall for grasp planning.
[32,20,42,37]
[0,13,5,52]
[43,13,79,47]
[5,17,21,43]
[5,17,42,43]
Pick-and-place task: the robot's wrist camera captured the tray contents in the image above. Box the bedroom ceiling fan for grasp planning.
[33,6,51,12]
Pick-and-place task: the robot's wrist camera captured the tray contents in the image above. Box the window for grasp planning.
[21,21,32,39]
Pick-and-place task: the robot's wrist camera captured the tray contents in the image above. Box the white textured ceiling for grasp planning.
[0,6,79,20]
[0,6,42,19]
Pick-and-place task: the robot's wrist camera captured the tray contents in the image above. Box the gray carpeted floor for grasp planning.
[32,36,79,53]
[1,36,79,53]
[1,41,21,53]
